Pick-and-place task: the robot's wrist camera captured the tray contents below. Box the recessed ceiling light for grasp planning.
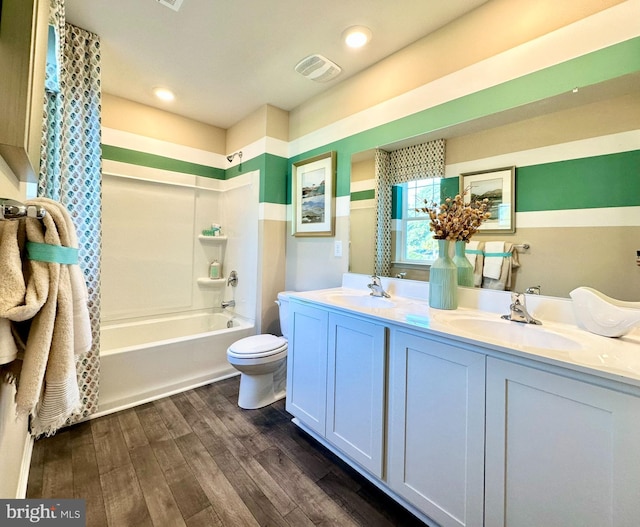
[153,87,175,102]
[343,26,372,49]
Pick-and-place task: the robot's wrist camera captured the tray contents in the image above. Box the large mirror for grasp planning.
[350,73,640,300]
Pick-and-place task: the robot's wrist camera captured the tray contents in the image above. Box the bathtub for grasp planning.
[98,310,255,415]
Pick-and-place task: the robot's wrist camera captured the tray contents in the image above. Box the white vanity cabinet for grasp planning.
[286,301,329,436]
[388,329,486,527]
[287,287,640,527]
[485,357,640,527]
[286,300,387,478]
[326,312,386,477]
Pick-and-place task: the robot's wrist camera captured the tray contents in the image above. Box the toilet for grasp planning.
[226,292,291,409]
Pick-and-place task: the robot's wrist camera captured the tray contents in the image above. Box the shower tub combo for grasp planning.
[98,310,254,415]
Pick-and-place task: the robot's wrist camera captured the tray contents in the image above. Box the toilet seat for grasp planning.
[227,334,287,360]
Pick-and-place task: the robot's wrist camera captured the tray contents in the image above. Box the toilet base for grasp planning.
[238,372,286,410]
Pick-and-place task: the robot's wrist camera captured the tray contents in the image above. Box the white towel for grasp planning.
[30,198,91,356]
[0,198,91,437]
[466,240,479,267]
[22,198,88,436]
[0,319,18,365]
[483,241,505,280]
[0,220,24,366]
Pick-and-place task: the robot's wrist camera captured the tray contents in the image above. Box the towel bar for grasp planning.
[0,198,46,221]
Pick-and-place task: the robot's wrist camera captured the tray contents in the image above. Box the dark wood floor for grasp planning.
[27,376,427,527]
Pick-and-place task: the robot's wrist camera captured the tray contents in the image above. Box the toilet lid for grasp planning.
[227,334,287,359]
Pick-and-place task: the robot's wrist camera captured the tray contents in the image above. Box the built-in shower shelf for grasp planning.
[198,235,227,243]
[197,278,226,287]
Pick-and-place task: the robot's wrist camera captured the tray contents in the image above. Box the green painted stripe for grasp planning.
[101,144,225,179]
[224,152,288,205]
[441,177,459,201]
[101,144,289,204]
[517,150,640,212]
[351,189,375,201]
[224,155,262,179]
[291,38,640,199]
[262,154,288,205]
[101,39,639,209]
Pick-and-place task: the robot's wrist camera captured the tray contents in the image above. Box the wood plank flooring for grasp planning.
[27,376,427,527]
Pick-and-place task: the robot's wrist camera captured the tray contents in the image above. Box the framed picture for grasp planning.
[460,166,515,233]
[292,151,336,237]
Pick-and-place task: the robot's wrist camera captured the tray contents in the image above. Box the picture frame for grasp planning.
[292,151,336,237]
[460,166,515,234]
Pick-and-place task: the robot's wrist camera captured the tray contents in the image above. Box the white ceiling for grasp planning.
[64,0,487,129]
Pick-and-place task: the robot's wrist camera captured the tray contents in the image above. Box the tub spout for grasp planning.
[221,300,236,309]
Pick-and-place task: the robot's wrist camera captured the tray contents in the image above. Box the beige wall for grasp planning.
[349,157,376,275]
[288,0,626,139]
[227,104,289,153]
[102,93,226,153]
[446,92,640,164]
[351,157,374,183]
[258,220,287,334]
[226,105,289,332]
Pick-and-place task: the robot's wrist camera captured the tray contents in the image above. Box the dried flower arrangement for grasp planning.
[416,192,491,241]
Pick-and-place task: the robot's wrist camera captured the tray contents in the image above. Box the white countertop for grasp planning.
[289,274,640,390]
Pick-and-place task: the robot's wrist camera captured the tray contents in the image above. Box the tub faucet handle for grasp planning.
[227,270,238,287]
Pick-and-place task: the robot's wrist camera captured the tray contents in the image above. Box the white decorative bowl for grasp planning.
[569,287,640,338]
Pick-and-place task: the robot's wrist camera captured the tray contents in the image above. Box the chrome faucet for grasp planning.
[501,292,541,325]
[368,275,390,298]
[525,285,541,295]
[221,299,236,309]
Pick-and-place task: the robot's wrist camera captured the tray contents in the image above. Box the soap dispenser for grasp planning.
[209,259,222,279]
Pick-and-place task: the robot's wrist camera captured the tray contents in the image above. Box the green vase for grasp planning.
[453,240,474,287]
[429,239,458,309]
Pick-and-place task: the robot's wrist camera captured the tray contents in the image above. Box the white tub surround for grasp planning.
[286,273,640,527]
[98,311,254,415]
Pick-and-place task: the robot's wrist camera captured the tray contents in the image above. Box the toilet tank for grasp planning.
[276,291,294,339]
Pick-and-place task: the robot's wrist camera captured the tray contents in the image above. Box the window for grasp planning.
[396,178,442,265]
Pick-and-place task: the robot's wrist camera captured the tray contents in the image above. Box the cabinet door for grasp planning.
[286,301,328,436]
[0,0,49,181]
[485,357,640,527]
[388,330,486,527]
[326,313,386,478]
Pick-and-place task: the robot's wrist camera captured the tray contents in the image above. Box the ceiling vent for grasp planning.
[295,54,342,83]
[156,0,184,12]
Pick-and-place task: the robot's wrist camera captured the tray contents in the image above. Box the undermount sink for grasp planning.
[325,293,396,309]
[444,317,583,352]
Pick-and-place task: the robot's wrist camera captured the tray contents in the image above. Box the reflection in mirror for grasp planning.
[349,151,376,276]
[349,75,640,299]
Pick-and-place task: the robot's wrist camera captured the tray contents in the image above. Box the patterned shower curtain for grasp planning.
[374,139,446,276]
[39,7,102,422]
